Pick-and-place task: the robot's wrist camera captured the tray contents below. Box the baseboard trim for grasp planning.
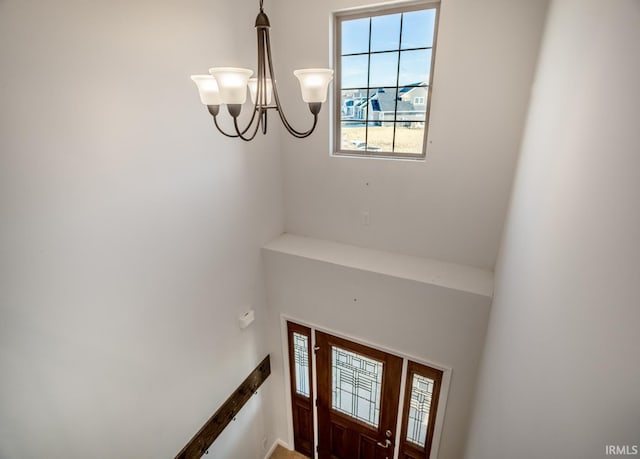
[263,439,291,459]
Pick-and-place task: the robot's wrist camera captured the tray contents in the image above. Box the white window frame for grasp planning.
[333,1,440,160]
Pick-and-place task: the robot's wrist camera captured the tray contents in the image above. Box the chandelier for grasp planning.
[191,0,334,141]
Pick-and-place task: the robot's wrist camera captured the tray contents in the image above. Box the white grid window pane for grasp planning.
[342,17,370,55]
[368,52,399,87]
[398,49,431,86]
[293,332,310,397]
[370,13,401,52]
[342,54,369,89]
[331,346,383,427]
[400,9,436,49]
[406,373,435,447]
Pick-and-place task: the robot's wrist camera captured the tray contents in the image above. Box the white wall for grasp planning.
[465,1,640,457]
[262,250,492,459]
[0,1,283,458]
[271,0,549,269]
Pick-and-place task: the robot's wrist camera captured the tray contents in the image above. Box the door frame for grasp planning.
[279,314,452,459]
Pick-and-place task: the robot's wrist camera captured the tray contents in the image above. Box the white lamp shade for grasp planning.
[190,75,221,106]
[209,67,253,105]
[248,78,273,105]
[293,68,334,103]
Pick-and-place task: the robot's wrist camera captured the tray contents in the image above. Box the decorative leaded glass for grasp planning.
[293,332,310,397]
[331,346,383,427]
[406,373,435,447]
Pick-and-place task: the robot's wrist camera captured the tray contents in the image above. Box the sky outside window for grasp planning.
[341,9,436,88]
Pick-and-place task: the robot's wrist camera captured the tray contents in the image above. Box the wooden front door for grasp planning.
[315,331,403,459]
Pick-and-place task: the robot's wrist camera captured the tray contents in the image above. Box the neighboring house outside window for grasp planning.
[334,2,439,158]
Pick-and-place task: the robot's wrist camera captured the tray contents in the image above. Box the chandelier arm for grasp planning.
[233,111,264,141]
[262,110,268,135]
[213,115,240,138]
[281,112,318,139]
[226,24,272,142]
[232,104,261,136]
[226,26,269,138]
[212,105,262,138]
[264,30,318,138]
[227,26,269,142]
[226,98,261,137]
[259,30,272,136]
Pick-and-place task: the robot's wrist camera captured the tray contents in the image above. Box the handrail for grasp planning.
[175,355,271,459]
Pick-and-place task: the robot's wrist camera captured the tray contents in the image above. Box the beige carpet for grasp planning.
[269,445,308,459]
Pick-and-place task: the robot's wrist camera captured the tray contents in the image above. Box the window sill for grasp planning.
[331,150,427,162]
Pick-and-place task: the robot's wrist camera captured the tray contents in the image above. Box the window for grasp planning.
[293,332,310,397]
[334,3,439,159]
[331,345,384,427]
[286,322,315,457]
[399,361,443,458]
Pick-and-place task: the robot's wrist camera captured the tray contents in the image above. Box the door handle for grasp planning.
[376,439,392,448]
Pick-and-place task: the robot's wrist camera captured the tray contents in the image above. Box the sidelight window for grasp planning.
[293,332,310,397]
[399,361,443,457]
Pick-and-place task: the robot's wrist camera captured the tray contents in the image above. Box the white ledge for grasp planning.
[262,233,494,298]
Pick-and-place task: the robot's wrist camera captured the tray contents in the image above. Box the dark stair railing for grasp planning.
[175,355,271,459]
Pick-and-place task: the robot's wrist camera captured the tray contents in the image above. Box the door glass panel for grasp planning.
[331,346,383,427]
[406,373,435,447]
[293,332,310,397]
